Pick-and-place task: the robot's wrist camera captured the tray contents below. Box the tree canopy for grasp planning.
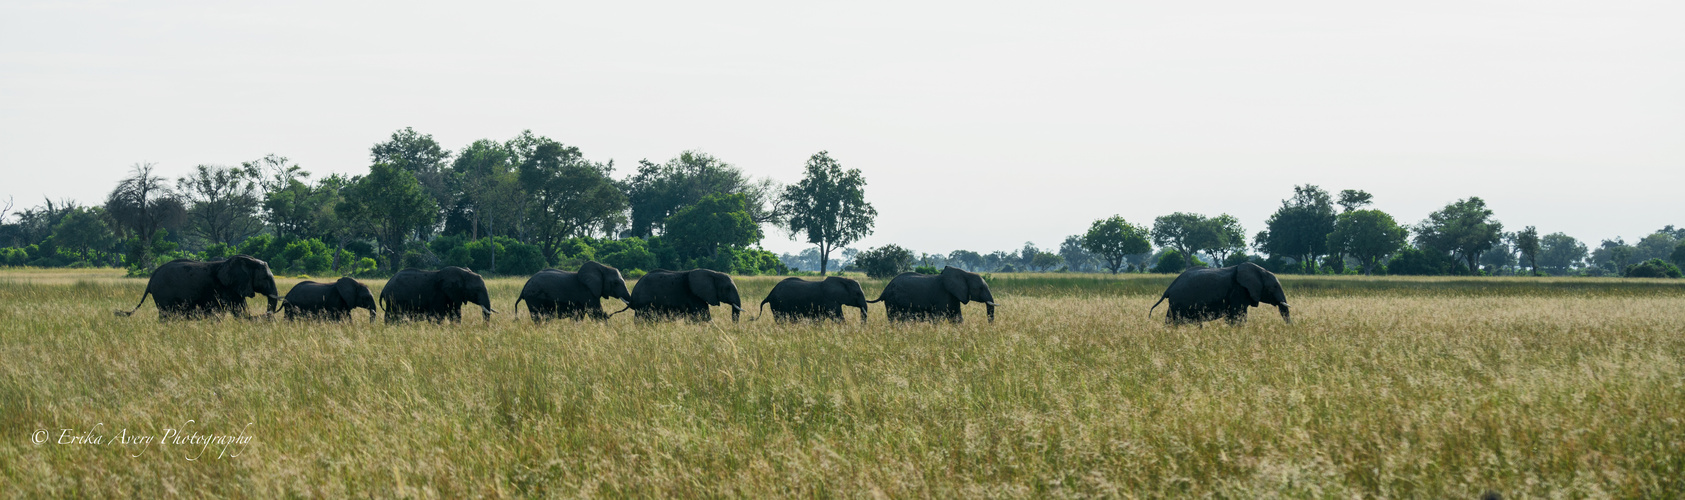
[1082,215,1151,274]
[780,151,876,275]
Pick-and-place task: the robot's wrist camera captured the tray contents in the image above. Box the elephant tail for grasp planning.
[114,290,152,317]
[1148,296,1167,318]
[512,296,523,314]
[604,303,632,318]
[749,299,769,321]
[866,294,885,304]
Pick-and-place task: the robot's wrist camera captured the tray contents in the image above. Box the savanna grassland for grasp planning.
[1,268,1682,498]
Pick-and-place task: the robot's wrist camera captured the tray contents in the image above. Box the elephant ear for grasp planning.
[688,269,721,306]
[218,257,256,298]
[942,267,970,304]
[580,262,605,298]
[336,278,358,307]
[1235,262,1265,306]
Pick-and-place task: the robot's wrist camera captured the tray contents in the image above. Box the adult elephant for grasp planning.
[756,276,869,323]
[380,267,497,323]
[869,266,997,323]
[282,277,378,322]
[1149,262,1291,325]
[622,269,744,322]
[114,255,281,320]
[512,261,631,322]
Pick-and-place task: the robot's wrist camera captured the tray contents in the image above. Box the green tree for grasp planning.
[855,244,914,278]
[664,194,762,260]
[1081,215,1151,274]
[780,151,877,275]
[49,206,117,263]
[1151,212,1210,267]
[370,127,453,228]
[105,163,187,268]
[621,151,777,238]
[336,163,439,270]
[1633,231,1679,263]
[1327,209,1407,275]
[244,154,316,239]
[1514,226,1541,275]
[449,138,523,241]
[1413,197,1504,274]
[517,137,626,265]
[177,164,263,246]
[1336,189,1374,213]
[1205,214,1247,264]
[1538,232,1587,275]
[1256,185,1336,273]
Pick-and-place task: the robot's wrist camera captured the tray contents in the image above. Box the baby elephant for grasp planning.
[757,276,869,323]
[282,277,378,322]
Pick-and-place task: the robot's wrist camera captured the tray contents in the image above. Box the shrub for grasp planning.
[1153,250,1197,274]
[1624,258,1682,278]
[1387,248,1453,276]
[915,265,939,275]
[856,244,914,278]
[597,237,659,273]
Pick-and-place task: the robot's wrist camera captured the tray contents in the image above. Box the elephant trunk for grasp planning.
[368,310,377,323]
[730,304,743,323]
[266,294,281,314]
[986,302,996,323]
[1278,304,1292,324]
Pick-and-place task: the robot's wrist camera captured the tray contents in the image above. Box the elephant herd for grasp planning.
[114,255,1291,326]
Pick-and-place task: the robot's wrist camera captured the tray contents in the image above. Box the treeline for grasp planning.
[2,129,1681,279]
[837,187,1685,279]
[0,128,876,277]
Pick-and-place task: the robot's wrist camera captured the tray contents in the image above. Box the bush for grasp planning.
[597,237,658,273]
[1387,248,1454,276]
[856,244,914,278]
[1624,258,1682,278]
[914,265,939,275]
[1153,250,1202,274]
[0,247,28,267]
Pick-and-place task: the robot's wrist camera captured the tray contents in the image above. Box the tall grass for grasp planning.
[1,269,1681,497]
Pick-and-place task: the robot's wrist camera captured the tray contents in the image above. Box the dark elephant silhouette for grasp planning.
[869,266,996,322]
[380,267,497,323]
[282,277,378,322]
[756,276,869,323]
[114,255,281,320]
[1149,262,1291,325]
[513,261,631,322]
[619,269,744,322]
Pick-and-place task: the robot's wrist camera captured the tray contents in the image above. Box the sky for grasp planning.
[2,1,1681,256]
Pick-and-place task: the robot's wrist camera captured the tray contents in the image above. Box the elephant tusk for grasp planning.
[984,301,997,307]
[730,304,744,311]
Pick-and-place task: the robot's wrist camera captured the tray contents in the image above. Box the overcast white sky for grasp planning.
[2,1,1681,255]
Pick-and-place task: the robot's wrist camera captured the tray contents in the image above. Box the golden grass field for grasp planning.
[1,268,1681,498]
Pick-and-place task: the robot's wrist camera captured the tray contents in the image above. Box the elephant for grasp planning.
[620,269,744,322]
[1149,262,1291,325]
[282,277,378,322]
[512,261,631,322]
[114,255,281,320]
[868,266,997,322]
[379,267,498,323]
[756,276,869,323]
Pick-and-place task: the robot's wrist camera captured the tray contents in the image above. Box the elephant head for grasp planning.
[941,266,997,322]
[441,266,497,321]
[687,269,744,322]
[579,261,632,303]
[218,255,280,313]
[1234,262,1290,323]
[336,276,378,323]
[827,276,870,323]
